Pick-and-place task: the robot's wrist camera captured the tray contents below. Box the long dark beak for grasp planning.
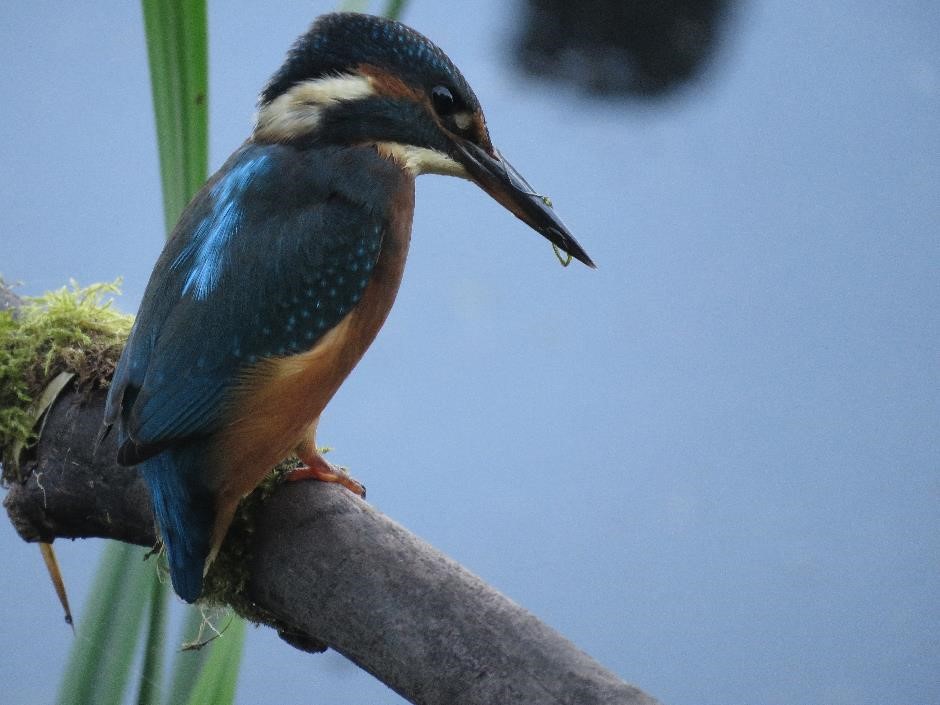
[454,140,596,269]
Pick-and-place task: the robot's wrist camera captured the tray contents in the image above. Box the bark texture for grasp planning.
[3,279,661,705]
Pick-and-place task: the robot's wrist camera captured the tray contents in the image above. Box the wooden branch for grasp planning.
[4,391,156,548]
[1,285,662,705]
[4,391,661,705]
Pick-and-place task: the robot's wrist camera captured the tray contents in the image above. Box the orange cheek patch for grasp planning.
[471,114,493,152]
[357,63,425,102]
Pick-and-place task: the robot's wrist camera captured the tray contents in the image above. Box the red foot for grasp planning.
[287,456,366,498]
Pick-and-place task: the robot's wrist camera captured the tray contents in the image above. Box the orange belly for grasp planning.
[205,169,415,553]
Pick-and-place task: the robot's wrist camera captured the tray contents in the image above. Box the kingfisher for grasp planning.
[104,12,594,603]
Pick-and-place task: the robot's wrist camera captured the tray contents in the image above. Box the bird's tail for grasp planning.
[140,446,215,603]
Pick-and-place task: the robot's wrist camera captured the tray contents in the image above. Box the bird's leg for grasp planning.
[289,437,366,498]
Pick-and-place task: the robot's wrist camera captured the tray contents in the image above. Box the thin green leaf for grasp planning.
[135,573,171,705]
[143,2,245,703]
[32,370,75,421]
[58,4,218,705]
[182,617,247,705]
[7,370,74,483]
[164,607,211,705]
[56,543,154,705]
[141,0,209,235]
[384,0,408,20]
[340,0,369,12]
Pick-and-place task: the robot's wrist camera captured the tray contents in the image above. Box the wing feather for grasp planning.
[107,143,398,463]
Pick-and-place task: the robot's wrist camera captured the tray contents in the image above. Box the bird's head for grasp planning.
[253,12,594,268]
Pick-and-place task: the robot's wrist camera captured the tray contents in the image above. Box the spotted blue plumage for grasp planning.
[171,154,272,300]
[105,142,405,600]
[108,143,394,450]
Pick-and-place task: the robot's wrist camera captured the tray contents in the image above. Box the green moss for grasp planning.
[0,279,133,482]
[201,454,337,646]
[200,460,297,625]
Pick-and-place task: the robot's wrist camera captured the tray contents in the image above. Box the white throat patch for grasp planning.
[376,143,469,178]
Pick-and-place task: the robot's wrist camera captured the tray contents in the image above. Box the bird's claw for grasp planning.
[286,460,366,498]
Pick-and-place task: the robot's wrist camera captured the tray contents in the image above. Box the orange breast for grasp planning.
[207,171,416,509]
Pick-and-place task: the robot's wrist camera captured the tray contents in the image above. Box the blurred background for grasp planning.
[1,1,938,704]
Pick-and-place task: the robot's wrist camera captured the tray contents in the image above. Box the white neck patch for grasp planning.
[254,73,375,141]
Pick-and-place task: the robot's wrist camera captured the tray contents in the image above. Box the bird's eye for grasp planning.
[431,85,456,116]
